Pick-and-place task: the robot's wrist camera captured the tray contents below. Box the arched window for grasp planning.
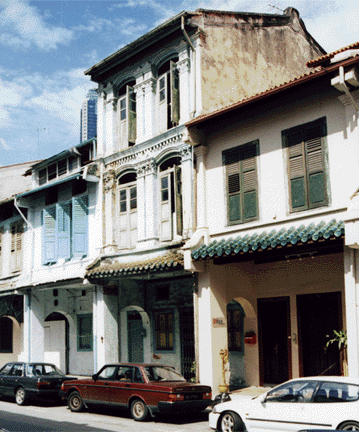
[118,172,137,249]
[117,80,136,148]
[159,157,182,241]
[158,58,179,133]
[227,300,244,353]
[0,317,13,353]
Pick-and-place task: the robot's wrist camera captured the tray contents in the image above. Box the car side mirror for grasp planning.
[259,393,267,403]
[92,374,98,381]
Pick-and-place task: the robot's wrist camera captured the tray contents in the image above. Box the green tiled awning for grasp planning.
[192,219,344,261]
[87,250,184,279]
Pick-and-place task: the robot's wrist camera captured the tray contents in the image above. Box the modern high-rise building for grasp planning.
[80,89,98,143]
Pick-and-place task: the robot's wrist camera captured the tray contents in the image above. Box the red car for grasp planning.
[60,363,212,421]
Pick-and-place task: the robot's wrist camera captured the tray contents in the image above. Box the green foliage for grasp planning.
[189,361,196,383]
[326,330,347,350]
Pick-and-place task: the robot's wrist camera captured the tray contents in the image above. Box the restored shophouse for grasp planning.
[0,7,324,378]
[184,43,359,392]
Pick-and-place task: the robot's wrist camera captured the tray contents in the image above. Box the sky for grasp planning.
[1,0,359,167]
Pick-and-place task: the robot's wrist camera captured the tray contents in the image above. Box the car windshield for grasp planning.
[26,364,64,377]
[144,366,186,382]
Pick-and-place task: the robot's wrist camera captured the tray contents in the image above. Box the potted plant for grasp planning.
[219,349,229,393]
[326,330,348,376]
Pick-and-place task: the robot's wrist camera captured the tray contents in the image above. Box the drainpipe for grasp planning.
[338,66,359,112]
[26,289,32,362]
[181,16,196,118]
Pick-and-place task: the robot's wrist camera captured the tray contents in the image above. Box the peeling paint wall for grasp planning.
[194,9,323,114]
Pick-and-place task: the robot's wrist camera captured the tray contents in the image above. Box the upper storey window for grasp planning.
[282,117,328,213]
[158,59,179,133]
[117,81,136,149]
[159,157,182,241]
[223,140,259,226]
[118,172,137,249]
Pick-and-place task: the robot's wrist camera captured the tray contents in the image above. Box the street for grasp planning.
[0,398,211,432]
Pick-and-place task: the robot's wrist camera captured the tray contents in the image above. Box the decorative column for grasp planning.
[194,145,208,230]
[103,170,117,254]
[180,144,194,239]
[103,83,117,156]
[97,85,106,157]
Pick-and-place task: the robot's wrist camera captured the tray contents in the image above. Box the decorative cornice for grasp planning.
[106,132,184,170]
[179,144,192,162]
[136,160,157,177]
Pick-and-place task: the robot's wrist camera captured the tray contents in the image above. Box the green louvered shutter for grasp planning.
[242,145,258,221]
[226,152,241,224]
[288,130,306,211]
[72,195,88,257]
[43,206,56,263]
[305,123,327,208]
[57,202,71,259]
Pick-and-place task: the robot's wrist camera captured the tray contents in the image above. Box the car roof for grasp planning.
[100,363,175,368]
[287,376,359,385]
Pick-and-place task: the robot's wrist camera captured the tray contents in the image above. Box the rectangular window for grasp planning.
[118,185,137,249]
[10,221,24,272]
[154,311,173,351]
[42,195,88,264]
[77,314,93,351]
[283,117,328,213]
[223,140,259,225]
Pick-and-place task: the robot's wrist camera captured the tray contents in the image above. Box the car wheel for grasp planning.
[15,387,27,406]
[220,411,244,432]
[130,398,149,422]
[67,391,84,412]
[339,421,359,430]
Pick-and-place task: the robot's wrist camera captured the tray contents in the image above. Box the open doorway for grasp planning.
[44,312,69,374]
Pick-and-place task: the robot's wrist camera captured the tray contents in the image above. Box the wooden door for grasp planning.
[297,292,342,376]
[258,297,291,385]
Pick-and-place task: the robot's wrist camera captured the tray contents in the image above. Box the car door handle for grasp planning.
[125,384,130,387]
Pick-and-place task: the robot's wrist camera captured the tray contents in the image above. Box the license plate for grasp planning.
[184,394,200,400]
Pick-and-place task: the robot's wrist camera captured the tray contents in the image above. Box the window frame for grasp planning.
[42,194,88,264]
[77,313,93,352]
[158,60,180,132]
[282,117,329,213]
[223,140,259,226]
[153,310,174,352]
[10,220,24,273]
[118,178,137,250]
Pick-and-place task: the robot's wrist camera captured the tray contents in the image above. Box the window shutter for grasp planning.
[287,130,306,210]
[174,166,182,236]
[159,75,167,133]
[119,189,129,249]
[127,86,137,144]
[43,207,56,263]
[242,146,258,221]
[305,124,327,207]
[129,186,137,248]
[225,152,241,223]
[57,202,71,259]
[72,195,88,257]
[170,60,179,125]
[160,173,172,241]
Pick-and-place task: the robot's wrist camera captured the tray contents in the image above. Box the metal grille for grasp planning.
[179,308,195,381]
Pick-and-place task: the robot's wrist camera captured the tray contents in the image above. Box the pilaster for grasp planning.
[103,170,117,254]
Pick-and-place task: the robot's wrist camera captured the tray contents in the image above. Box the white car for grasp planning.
[209,376,359,431]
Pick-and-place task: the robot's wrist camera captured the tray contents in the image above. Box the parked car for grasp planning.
[209,376,359,431]
[0,362,74,406]
[61,363,212,421]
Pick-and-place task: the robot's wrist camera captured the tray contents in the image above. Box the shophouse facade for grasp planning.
[0,7,324,379]
[184,43,359,392]
[82,8,323,379]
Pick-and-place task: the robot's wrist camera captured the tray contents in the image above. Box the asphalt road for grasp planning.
[0,398,211,432]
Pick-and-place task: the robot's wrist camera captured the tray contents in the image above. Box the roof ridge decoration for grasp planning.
[192,219,344,261]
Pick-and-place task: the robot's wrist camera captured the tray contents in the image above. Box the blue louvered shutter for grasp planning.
[57,202,71,259]
[72,195,88,257]
[42,206,56,263]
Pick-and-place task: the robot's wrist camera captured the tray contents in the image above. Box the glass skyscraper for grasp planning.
[80,89,98,143]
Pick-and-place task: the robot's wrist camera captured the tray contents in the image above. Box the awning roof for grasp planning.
[192,219,344,261]
[87,250,185,279]
[16,172,83,199]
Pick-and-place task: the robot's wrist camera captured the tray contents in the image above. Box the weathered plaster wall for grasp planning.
[198,10,323,114]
